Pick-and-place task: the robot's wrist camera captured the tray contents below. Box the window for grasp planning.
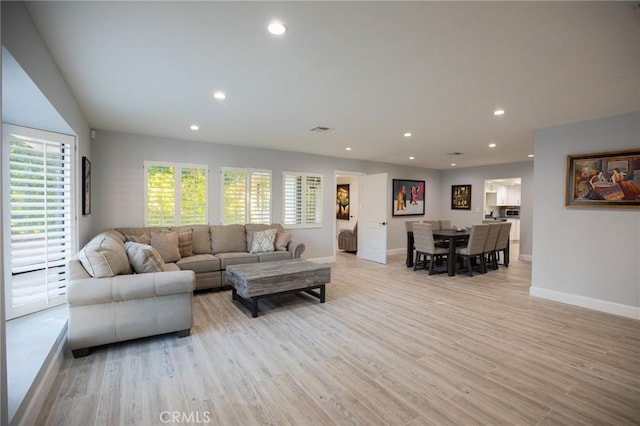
[221,168,271,224]
[3,124,75,319]
[283,172,323,228]
[144,162,208,226]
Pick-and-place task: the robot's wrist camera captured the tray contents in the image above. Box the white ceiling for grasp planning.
[23,1,639,169]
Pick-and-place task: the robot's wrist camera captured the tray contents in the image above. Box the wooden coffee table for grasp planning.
[225,259,331,317]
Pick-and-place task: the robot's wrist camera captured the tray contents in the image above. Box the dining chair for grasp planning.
[455,224,490,276]
[493,222,512,268]
[423,220,440,231]
[483,223,501,270]
[412,223,448,275]
[439,219,452,230]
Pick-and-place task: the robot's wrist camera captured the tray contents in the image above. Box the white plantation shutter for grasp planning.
[145,162,208,226]
[222,168,271,224]
[4,124,75,318]
[283,172,323,228]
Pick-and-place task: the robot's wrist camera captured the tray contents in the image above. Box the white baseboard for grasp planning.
[387,248,405,256]
[519,254,532,262]
[14,323,67,426]
[309,256,336,264]
[530,287,640,320]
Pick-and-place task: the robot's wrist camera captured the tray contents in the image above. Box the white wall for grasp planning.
[91,130,441,259]
[440,162,534,258]
[531,112,640,318]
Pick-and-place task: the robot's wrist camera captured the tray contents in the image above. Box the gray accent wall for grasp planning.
[440,162,534,258]
[532,112,640,311]
[92,130,441,259]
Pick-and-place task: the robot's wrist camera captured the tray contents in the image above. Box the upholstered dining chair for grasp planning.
[338,222,357,253]
[423,220,441,231]
[492,221,512,268]
[439,219,452,230]
[455,224,490,276]
[412,223,448,275]
[482,223,501,270]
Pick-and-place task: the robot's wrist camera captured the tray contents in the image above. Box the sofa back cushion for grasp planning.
[210,224,247,253]
[150,230,181,263]
[245,224,284,252]
[175,225,211,255]
[78,231,131,277]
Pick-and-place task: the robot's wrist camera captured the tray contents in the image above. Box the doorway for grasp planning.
[484,177,521,257]
[335,172,361,255]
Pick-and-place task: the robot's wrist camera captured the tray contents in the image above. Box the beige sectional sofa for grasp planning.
[67,223,304,357]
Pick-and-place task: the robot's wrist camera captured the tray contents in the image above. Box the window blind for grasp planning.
[283,172,323,228]
[145,162,208,226]
[222,168,272,225]
[5,125,75,317]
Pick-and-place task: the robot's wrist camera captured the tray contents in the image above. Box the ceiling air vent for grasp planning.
[310,126,333,133]
[447,152,464,156]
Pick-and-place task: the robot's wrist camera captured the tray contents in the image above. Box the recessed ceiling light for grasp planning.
[345,147,352,151]
[213,91,226,100]
[404,132,412,138]
[190,124,199,131]
[528,154,535,158]
[488,143,497,148]
[494,109,505,116]
[268,21,287,35]
[451,163,457,166]
[409,156,415,160]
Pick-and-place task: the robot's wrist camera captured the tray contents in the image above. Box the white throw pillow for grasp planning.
[125,242,167,273]
[250,228,277,253]
[78,232,132,278]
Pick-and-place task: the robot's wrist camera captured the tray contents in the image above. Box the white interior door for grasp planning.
[357,173,388,264]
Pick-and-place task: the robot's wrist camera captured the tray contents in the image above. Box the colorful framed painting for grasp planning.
[336,184,350,220]
[451,184,472,210]
[566,148,640,208]
[392,179,425,216]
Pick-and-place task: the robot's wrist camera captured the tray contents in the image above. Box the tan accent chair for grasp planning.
[338,222,358,253]
[455,224,490,276]
[412,223,448,275]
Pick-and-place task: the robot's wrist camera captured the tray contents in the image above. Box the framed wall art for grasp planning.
[336,184,350,220]
[566,148,640,208]
[392,179,425,216]
[82,156,91,215]
[451,184,472,210]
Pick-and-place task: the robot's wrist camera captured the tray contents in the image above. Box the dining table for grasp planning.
[406,228,471,276]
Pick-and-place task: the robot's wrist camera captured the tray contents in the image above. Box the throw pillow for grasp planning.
[249,228,277,254]
[178,228,193,258]
[78,232,132,278]
[124,242,167,273]
[150,230,181,263]
[274,231,292,251]
[125,233,151,245]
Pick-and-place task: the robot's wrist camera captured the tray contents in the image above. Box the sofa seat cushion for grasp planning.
[176,254,221,273]
[78,232,131,278]
[215,252,259,269]
[164,263,180,272]
[256,251,292,262]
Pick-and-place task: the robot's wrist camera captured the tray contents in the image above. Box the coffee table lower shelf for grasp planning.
[232,284,326,318]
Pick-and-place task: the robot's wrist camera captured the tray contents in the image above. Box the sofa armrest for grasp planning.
[67,270,196,307]
[287,240,305,258]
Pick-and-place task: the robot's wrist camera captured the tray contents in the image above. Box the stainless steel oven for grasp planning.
[505,208,520,217]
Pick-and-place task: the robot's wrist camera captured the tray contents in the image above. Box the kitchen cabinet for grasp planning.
[497,185,521,206]
[507,219,520,241]
[485,192,497,206]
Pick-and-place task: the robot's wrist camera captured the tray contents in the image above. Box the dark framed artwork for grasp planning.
[82,156,91,215]
[336,184,350,220]
[392,179,425,216]
[566,148,640,208]
[451,184,472,210]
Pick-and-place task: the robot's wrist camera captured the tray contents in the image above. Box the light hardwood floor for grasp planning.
[37,252,639,425]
